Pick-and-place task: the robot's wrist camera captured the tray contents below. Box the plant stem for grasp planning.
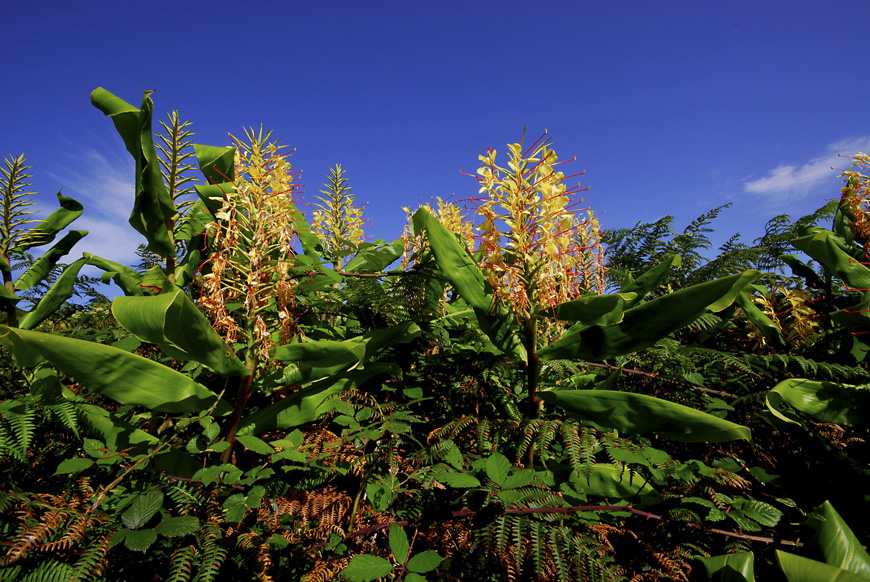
[220,371,254,464]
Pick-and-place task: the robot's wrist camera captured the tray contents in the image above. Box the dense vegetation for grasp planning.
[1,88,870,582]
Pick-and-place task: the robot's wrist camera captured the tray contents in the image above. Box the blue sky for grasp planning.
[3,1,869,273]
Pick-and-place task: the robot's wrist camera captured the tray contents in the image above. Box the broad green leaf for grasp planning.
[807,501,870,577]
[55,457,94,475]
[236,435,274,455]
[406,551,443,574]
[571,464,661,504]
[736,292,785,349]
[122,492,164,530]
[154,516,200,538]
[388,524,410,562]
[782,254,825,290]
[405,574,427,582]
[793,227,870,291]
[17,191,84,250]
[620,255,682,305]
[502,469,535,490]
[341,554,393,582]
[19,257,88,330]
[194,143,235,185]
[344,238,405,273]
[0,326,231,414]
[122,528,158,552]
[777,551,869,582]
[696,551,756,582]
[546,293,636,325]
[194,182,234,216]
[485,452,511,485]
[83,252,145,296]
[539,271,759,361]
[91,88,175,256]
[236,366,394,435]
[274,340,367,384]
[412,207,526,362]
[766,379,870,428]
[290,202,325,259]
[112,280,248,376]
[14,230,87,291]
[223,493,247,523]
[540,389,752,443]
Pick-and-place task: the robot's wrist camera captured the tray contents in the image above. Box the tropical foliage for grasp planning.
[1,88,869,582]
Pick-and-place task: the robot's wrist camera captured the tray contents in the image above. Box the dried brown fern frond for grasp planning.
[303,556,351,582]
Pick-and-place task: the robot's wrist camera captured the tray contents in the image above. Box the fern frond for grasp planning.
[70,531,111,581]
[167,544,196,582]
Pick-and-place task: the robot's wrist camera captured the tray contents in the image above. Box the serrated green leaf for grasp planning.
[502,469,535,490]
[405,574,427,582]
[485,452,510,485]
[433,472,481,488]
[406,551,443,574]
[223,493,247,523]
[341,554,393,581]
[122,492,164,530]
[123,527,157,552]
[388,524,409,563]
[54,457,94,475]
[154,516,200,537]
[236,434,274,455]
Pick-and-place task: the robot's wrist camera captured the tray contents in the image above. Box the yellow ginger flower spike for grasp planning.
[313,164,367,269]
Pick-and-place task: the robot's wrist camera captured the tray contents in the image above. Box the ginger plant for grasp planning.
[312,164,366,269]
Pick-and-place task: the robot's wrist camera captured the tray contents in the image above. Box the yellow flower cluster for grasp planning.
[200,128,301,370]
[840,153,870,251]
[472,133,606,338]
[401,197,474,269]
[312,164,366,267]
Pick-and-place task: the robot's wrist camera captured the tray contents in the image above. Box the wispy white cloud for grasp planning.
[744,138,870,204]
[47,145,142,267]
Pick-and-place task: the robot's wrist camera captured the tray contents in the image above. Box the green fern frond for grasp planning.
[15,559,74,582]
[167,544,197,582]
[70,532,111,581]
[3,402,36,460]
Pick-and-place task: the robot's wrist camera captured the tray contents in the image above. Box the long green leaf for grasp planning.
[545,293,635,325]
[0,326,230,414]
[620,254,682,306]
[17,191,84,250]
[19,257,88,330]
[539,271,759,361]
[766,379,870,428]
[792,227,870,291]
[540,389,752,443]
[807,501,870,577]
[777,551,869,582]
[696,552,756,582]
[91,88,175,256]
[112,279,248,376]
[412,207,525,361]
[83,252,145,295]
[15,230,87,291]
[571,464,661,504]
[237,366,394,435]
[736,291,785,349]
[194,144,235,185]
[344,238,405,273]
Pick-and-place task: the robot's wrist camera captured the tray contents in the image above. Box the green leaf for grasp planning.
[54,457,94,475]
[83,253,145,296]
[17,191,84,250]
[154,516,200,537]
[406,551,443,574]
[501,469,535,490]
[540,390,752,443]
[538,271,759,361]
[344,238,405,272]
[388,524,409,563]
[736,292,785,350]
[14,230,87,291]
[18,257,88,330]
[793,227,870,291]
[412,207,526,362]
[236,435,274,455]
[432,472,481,488]
[620,254,682,305]
[91,88,176,256]
[194,144,235,185]
[546,293,636,325]
[223,493,247,523]
[485,452,511,485]
[0,326,231,414]
[766,379,870,428]
[807,501,870,577]
[122,528,158,552]
[341,554,393,581]
[696,551,755,582]
[777,551,869,582]
[112,280,248,376]
[571,464,661,504]
[405,574,427,582]
[274,340,367,383]
[122,492,164,530]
